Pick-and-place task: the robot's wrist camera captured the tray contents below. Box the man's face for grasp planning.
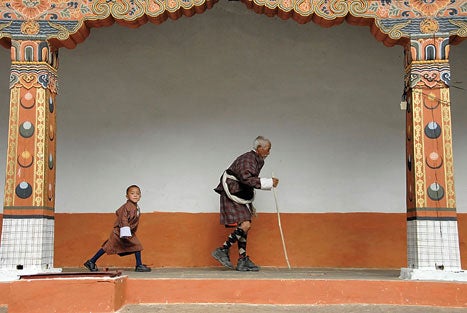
[257,142,271,159]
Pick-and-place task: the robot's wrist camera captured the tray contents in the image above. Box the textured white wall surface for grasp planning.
[0,2,466,213]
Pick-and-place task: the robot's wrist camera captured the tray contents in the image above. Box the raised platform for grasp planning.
[0,267,466,313]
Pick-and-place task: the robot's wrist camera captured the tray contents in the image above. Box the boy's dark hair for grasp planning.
[126,185,141,194]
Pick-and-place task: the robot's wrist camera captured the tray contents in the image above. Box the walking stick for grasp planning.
[272,173,291,269]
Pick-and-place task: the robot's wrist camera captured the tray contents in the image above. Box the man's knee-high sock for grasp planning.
[237,232,248,258]
[222,227,246,250]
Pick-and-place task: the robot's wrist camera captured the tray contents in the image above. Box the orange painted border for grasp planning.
[2,209,54,217]
[0,275,466,312]
[54,212,408,268]
[0,212,465,312]
[0,212,467,269]
[6,277,126,313]
[125,278,467,307]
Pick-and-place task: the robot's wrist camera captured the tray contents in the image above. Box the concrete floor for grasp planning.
[117,303,467,313]
[67,266,403,280]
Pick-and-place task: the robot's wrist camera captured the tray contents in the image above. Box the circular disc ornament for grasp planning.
[18,150,34,168]
[427,182,444,201]
[426,152,443,169]
[49,97,54,113]
[19,121,34,138]
[48,154,54,169]
[49,124,54,140]
[15,181,32,199]
[425,122,441,139]
[20,92,35,109]
[48,183,54,201]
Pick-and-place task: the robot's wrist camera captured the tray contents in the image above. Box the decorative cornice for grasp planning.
[0,0,465,47]
[243,0,467,43]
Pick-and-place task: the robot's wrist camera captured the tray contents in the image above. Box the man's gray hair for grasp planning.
[253,136,270,149]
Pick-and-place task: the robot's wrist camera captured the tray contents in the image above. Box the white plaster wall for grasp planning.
[450,43,467,214]
[0,2,466,213]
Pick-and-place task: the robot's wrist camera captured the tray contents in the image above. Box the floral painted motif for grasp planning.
[409,0,451,17]
[146,0,161,14]
[2,0,94,20]
[10,0,51,19]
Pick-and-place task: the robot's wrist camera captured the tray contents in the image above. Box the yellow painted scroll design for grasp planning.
[4,88,20,207]
[34,88,46,206]
[412,90,426,208]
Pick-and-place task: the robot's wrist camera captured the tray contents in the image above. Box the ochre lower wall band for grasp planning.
[2,212,467,269]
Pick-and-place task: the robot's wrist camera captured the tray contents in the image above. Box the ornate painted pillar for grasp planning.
[401,34,466,280]
[0,35,58,272]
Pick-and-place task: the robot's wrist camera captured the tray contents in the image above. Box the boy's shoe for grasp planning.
[236,256,259,272]
[84,260,98,272]
[211,247,234,269]
[135,264,152,272]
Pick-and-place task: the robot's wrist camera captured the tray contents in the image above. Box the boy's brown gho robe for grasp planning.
[102,200,143,255]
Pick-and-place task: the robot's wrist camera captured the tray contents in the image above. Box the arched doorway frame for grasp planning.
[0,0,466,279]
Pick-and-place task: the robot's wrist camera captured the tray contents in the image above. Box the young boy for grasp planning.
[84,185,151,272]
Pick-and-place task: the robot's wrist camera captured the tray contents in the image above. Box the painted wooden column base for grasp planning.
[400,267,467,281]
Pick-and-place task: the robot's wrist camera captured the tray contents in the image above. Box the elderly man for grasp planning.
[212,136,279,271]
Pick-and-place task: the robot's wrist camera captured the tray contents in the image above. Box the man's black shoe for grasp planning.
[211,247,234,269]
[236,256,259,271]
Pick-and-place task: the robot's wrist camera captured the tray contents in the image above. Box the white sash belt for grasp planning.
[222,171,255,205]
